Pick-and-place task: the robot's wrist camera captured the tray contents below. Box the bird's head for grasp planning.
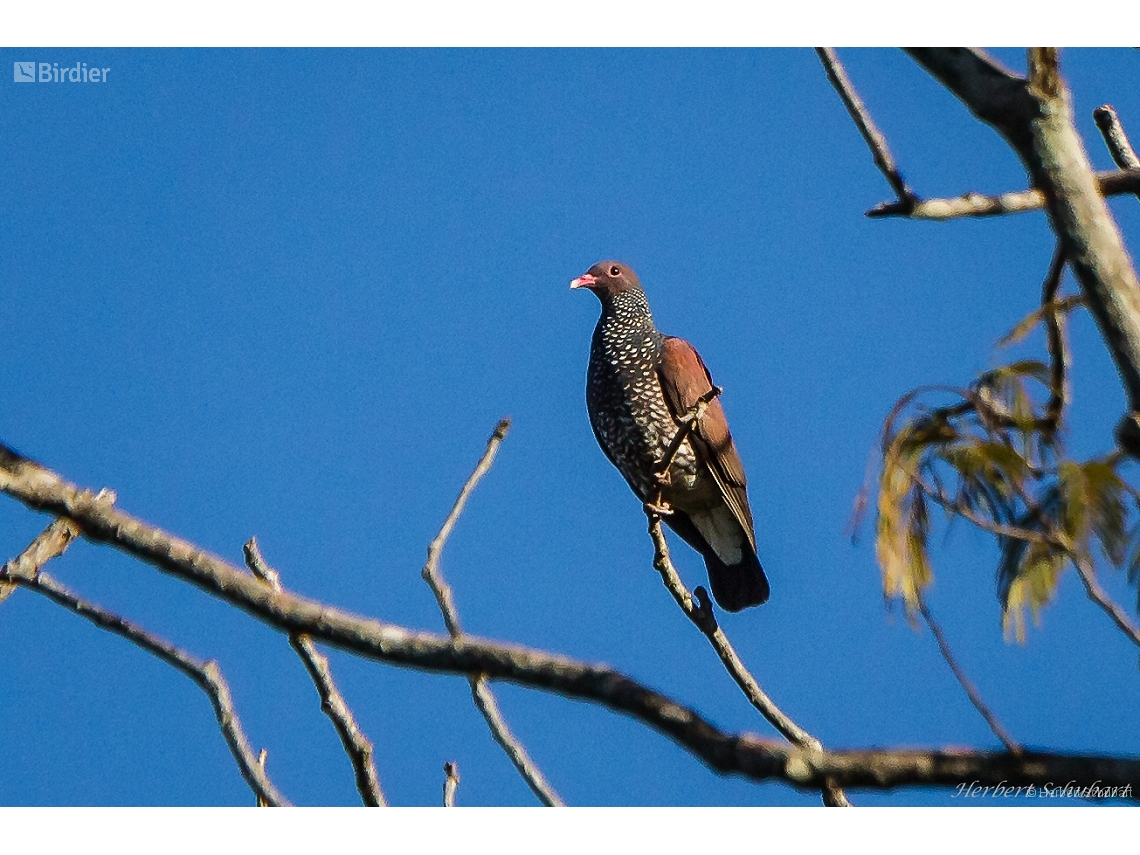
[570,261,643,300]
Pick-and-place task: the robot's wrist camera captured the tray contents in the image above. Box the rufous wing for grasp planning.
[657,336,757,549]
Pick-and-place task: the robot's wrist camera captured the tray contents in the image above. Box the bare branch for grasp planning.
[647,394,849,806]
[256,749,269,807]
[422,418,564,807]
[867,168,1140,220]
[244,537,386,807]
[652,386,721,486]
[443,761,460,807]
[918,599,1021,754]
[1,516,80,604]
[904,48,1037,159]
[1,521,288,807]
[908,48,1140,453]
[1094,105,1140,172]
[1071,554,1140,650]
[1041,243,1069,436]
[767,745,1138,797]
[3,445,1139,796]
[897,447,1140,653]
[423,417,512,639]
[816,47,917,209]
[645,516,850,806]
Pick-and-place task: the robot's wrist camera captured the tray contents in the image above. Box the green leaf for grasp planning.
[1001,539,1067,642]
[876,429,934,616]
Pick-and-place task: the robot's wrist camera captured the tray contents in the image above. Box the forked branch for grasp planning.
[1,519,288,807]
[646,395,850,807]
[2,443,1138,798]
[422,418,565,807]
[245,538,386,807]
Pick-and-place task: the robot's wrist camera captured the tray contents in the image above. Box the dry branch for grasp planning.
[906,48,1140,449]
[422,418,564,807]
[907,460,1140,652]
[443,761,460,807]
[1072,553,1140,651]
[816,47,917,209]
[1094,105,1140,171]
[1,519,288,807]
[866,168,1140,220]
[244,538,386,807]
[647,397,850,807]
[918,600,1020,754]
[3,444,1139,797]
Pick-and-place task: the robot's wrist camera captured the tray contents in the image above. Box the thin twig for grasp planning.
[867,169,1140,220]
[422,418,564,807]
[918,598,1021,754]
[443,761,460,807]
[1,517,80,604]
[646,397,850,807]
[902,453,1140,652]
[653,385,721,484]
[1093,105,1140,171]
[244,537,386,807]
[645,517,849,806]
[4,445,1140,795]
[256,749,270,807]
[816,47,917,209]
[1072,554,1140,650]
[1,520,288,807]
[1041,243,1069,437]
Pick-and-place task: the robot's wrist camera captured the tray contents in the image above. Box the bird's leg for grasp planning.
[644,475,674,516]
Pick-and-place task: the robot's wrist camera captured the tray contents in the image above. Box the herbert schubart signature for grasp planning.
[954,780,1133,800]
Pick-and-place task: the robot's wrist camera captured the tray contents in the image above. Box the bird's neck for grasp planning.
[599,288,656,331]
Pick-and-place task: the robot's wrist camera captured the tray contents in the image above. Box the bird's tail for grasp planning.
[705,548,770,612]
[661,511,770,611]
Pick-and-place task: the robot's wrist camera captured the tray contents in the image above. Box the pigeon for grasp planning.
[571,260,769,611]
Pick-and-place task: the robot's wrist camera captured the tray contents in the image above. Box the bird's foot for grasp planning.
[643,500,673,517]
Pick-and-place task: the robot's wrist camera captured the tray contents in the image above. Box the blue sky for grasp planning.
[1,48,1138,807]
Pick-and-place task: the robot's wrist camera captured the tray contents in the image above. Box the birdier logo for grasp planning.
[13,61,111,83]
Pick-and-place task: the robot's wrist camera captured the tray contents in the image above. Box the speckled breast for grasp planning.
[586,323,700,501]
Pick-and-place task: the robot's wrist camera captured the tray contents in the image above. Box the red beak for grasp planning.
[569,273,597,290]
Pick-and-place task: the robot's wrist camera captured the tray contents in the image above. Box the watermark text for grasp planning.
[953,779,1133,800]
[14,62,110,83]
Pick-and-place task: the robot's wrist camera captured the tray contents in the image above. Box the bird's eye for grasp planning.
[609,265,621,277]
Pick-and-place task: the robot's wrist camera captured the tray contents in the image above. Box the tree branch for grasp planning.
[3,444,1139,796]
[422,418,564,807]
[866,168,1140,220]
[904,456,1140,652]
[906,48,1140,457]
[1094,105,1140,172]
[1041,243,1069,436]
[244,537,386,807]
[443,761,460,807]
[1,519,289,807]
[646,396,850,807]
[816,47,917,210]
[904,48,1038,159]
[1071,553,1140,650]
[918,598,1021,754]
[1,516,81,604]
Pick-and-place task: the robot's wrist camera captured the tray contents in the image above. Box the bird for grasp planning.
[571,260,769,611]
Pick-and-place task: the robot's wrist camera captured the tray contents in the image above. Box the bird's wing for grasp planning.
[657,336,757,547]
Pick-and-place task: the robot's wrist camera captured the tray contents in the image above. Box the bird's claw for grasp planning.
[643,500,673,516]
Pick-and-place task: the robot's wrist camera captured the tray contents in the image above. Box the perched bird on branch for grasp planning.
[571,261,769,611]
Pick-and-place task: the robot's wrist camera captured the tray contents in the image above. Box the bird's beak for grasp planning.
[569,273,597,290]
